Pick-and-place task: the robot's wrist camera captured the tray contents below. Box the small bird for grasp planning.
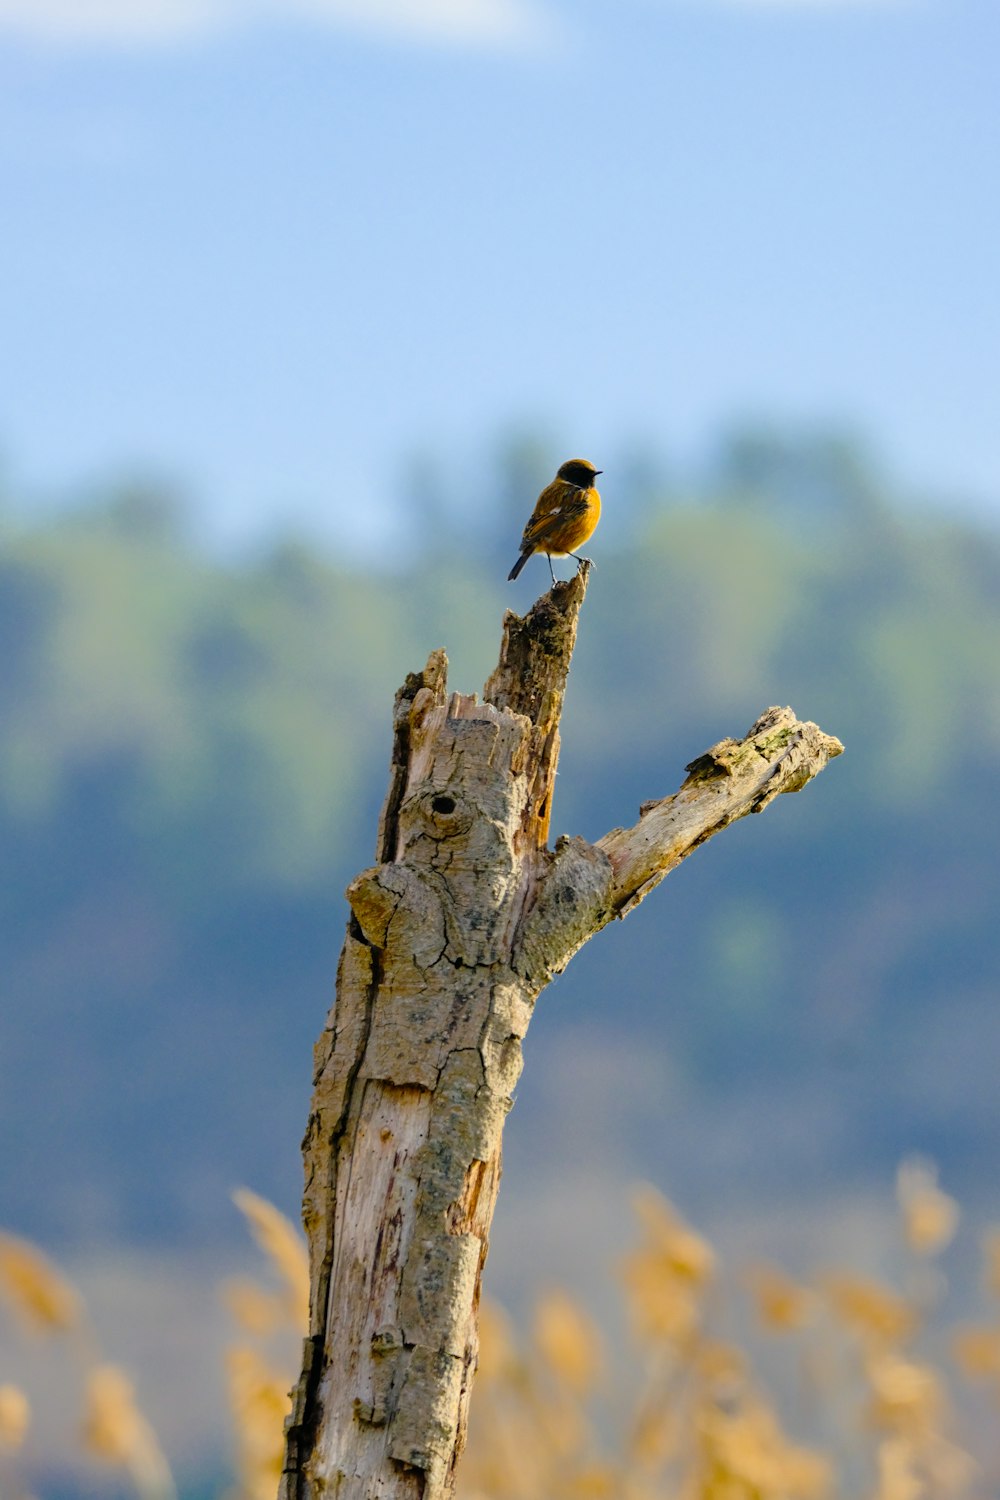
[507,458,603,584]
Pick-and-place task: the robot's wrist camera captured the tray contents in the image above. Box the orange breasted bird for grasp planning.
[507,458,602,585]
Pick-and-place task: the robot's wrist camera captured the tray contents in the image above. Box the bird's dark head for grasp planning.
[556,458,602,488]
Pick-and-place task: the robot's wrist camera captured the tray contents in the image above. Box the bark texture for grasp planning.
[281,566,842,1499]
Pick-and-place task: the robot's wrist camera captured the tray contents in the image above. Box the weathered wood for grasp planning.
[281,566,842,1499]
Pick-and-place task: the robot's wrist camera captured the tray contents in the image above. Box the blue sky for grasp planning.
[0,0,997,549]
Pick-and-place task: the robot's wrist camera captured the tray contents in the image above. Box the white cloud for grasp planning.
[648,0,911,9]
[0,0,908,52]
[0,0,553,51]
[295,0,551,47]
[717,0,910,8]
[0,0,223,44]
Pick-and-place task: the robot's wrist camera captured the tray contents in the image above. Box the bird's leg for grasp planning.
[567,551,592,571]
[546,554,557,586]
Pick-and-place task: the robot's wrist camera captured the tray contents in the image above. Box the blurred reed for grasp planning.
[3,1160,1000,1498]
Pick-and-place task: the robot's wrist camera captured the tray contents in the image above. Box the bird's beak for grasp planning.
[594,470,603,476]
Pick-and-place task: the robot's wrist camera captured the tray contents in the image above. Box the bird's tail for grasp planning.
[507,551,531,582]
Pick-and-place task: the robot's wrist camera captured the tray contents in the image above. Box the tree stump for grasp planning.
[281,565,842,1498]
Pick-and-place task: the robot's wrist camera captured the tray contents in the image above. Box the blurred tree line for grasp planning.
[2,427,999,1249]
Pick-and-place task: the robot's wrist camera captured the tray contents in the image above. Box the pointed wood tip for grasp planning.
[483,567,590,723]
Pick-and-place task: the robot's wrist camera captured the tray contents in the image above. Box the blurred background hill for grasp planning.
[3,429,999,1256]
[1,0,998,1487]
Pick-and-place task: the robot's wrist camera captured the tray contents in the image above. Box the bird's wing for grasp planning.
[522,490,591,547]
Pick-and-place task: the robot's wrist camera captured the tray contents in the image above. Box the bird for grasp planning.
[507,458,603,585]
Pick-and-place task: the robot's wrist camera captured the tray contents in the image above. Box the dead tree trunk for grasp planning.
[281,566,842,1499]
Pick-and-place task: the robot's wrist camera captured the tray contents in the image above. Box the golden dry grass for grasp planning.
[0,1235,174,1499]
[0,1233,83,1336]
[3,1162,1000,1498]
[896,1161,960,1259]
[80,1363,176,1500]
[230,1189,309,1335]
[0,1382,30,1451]
[457,1168,1000,1500]
[222,1190,309,1500]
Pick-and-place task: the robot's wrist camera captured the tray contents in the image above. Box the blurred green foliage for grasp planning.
[2,429,999,1246]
